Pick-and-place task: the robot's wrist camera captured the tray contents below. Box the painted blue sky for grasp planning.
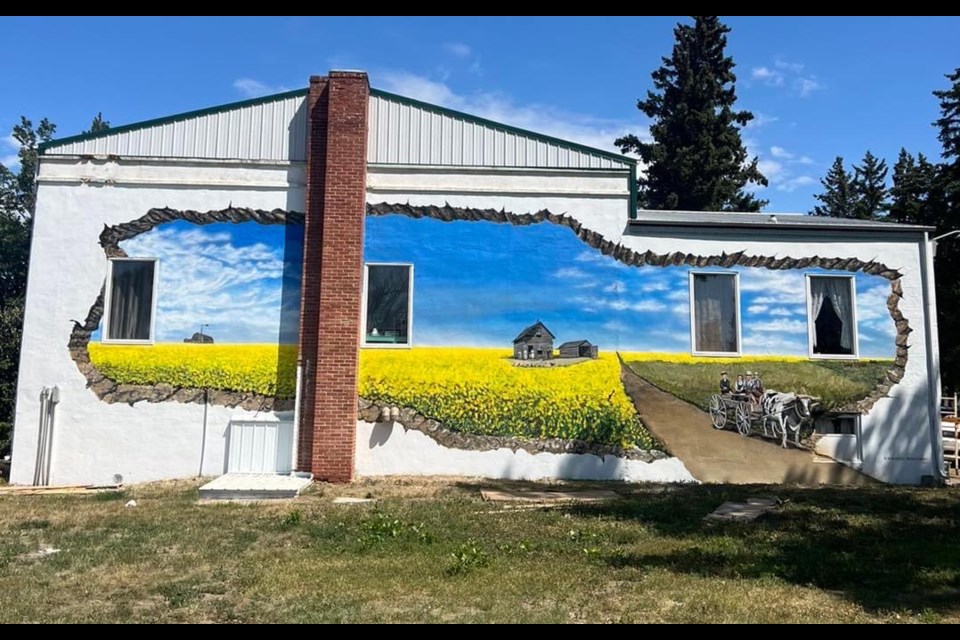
[105,221,302,344]
[365,215,895,358]
[3,16,958,212]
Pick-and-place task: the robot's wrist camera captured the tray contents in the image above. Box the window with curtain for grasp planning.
[808,275,856,357]
[105,259,157,342]
[691,273,739,355]
[364,264,412,346]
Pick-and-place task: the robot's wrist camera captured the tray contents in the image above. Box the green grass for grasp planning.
[0,478,958,623]
[625,358,892,412]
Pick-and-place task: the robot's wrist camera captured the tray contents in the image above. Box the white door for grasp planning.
[227,421,294,474]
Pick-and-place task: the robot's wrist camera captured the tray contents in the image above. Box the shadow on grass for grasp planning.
[559,483,960,615]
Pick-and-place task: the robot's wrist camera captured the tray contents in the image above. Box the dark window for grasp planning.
[692,273,739,354]
[106,259,156,342]
[365,264,411,345]
[809,276,856,356]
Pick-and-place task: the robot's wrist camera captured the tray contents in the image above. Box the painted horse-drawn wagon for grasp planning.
[709,373,817,447]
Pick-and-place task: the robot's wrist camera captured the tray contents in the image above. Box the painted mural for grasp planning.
[359,212,899,450]
[84,215,303,405]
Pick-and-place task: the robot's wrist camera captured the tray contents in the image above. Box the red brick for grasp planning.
[296,72,369,483]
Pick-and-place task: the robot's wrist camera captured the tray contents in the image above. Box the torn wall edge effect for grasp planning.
[69,204,910,418]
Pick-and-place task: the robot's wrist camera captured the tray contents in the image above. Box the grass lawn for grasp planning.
[0,478,958,623]
[624,356,892,412]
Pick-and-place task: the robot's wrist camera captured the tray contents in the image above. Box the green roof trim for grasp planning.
[370,88,636,168]
[38,87,310,153]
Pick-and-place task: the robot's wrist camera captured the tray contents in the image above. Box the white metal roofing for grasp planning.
[367,89,633,170]
[41,90,309,162]
[630,210,934,232]
[40,86,635,173]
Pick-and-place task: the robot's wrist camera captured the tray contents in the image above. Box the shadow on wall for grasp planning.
[276,221,305,399]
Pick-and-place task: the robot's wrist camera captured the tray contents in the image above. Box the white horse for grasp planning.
[761,391,815,448]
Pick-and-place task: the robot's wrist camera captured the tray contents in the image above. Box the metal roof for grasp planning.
[368,89,635,171]
[559,340,592,348]
[628,210,934,233]
[40,89,309,162]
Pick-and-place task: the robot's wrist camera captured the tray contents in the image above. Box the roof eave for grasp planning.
[627,218,935,234]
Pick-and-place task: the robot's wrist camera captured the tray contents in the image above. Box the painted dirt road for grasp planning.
[619,363,871,485]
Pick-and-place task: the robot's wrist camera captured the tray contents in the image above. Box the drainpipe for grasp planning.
[32,387,50,486]
[43,387,60,486]
[290,363,303,474]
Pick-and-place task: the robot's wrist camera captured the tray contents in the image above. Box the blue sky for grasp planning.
[100,221,302,344]
[366,215,894,357]
[3,16,958,212]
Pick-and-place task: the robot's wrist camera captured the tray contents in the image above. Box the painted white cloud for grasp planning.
[121,226,289,343]
[748,304,770,314]
[603,280,626,293]
[769,307,796,317]
[743,332,807,354]
[233,78,287,98]
[750,318,808,334]
[554,266,590,279]
[379,71,649,155]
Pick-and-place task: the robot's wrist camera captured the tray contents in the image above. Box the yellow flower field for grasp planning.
[360,348,658,448]
[89,343,298,397]
[89,344,658,448]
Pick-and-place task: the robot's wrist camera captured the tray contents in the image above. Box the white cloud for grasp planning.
[602,320,629,333]
[121,225,290,343]
[554,266,590,279]
[642,281,669,292]
[379,71,649,154]
[797,156,815,165]
[798,78,821,97]
[666,289,689,302]
[603,280,626,293]
[672,302,689,317]
[443,42,472,58]
[748,304,770,314]
[752,66,784,87]
[769,307,796,317]
[574,251,623,269]
[776,175,816,192]
[746,112,779,129]
[770,146,792,159]
[758,159,784,180]
[750,318,808,334]
[751,58,822,99]
[233,78,287,98]
[1,134,19,169]
[742,332,807,354]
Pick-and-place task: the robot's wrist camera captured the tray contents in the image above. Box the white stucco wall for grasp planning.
[366,169,941,485]
[355,421,696,483]
[10,157,305,486]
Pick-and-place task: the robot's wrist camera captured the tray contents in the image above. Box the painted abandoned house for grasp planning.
[513,321,555,360]
[558,340,599,359]
[8,71,948,488]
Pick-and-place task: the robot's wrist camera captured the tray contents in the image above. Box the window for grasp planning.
[816,414,859,436]
[103,258,158,343]
[363,264,413,347]
[690,272,740,356]
[807,275,858,358]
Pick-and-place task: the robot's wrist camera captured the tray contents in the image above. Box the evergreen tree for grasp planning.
[810,156,856,217]
[851,150,889,219]
[889,149,941,226]
[84,112,110,134]
[615,16,767,212]
[932,68,960,390]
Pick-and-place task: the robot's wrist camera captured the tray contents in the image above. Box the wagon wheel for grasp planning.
[709,395,727,430]
[735,403,752,436]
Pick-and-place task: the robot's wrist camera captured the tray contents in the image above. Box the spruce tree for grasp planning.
[810,157,856,217]
[615,16,767,212]
[889,149,941,225]
[852,150,889,219]
[933,68,960,390]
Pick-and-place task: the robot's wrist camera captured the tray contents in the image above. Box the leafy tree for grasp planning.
[851,151,889,219]
[615,16,767,212]
[0,117,56,222]
[810,157,856,217]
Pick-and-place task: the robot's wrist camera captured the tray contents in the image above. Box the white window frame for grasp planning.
[102,257,159,345]
[806,274,859,360]
[689,271,742,357]
[361,262,414,349]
